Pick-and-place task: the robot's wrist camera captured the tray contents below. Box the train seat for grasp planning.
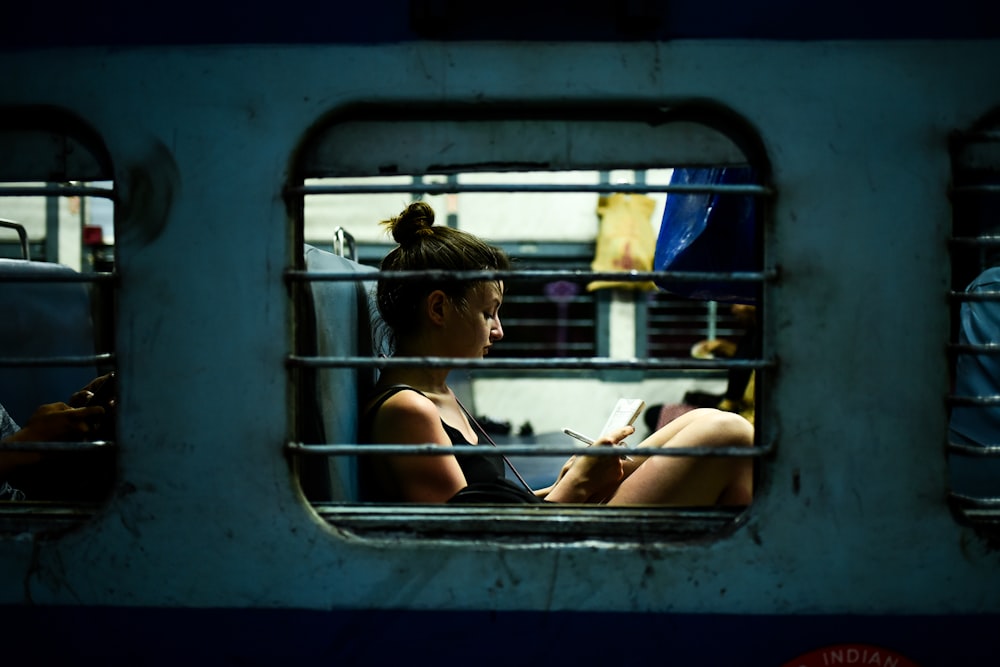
[0,258,100,426]
[298,244,381,502]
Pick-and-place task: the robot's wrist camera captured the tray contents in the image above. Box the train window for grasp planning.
[287,104,773,541]
[947,111,1000,532]
[0,108,118,535]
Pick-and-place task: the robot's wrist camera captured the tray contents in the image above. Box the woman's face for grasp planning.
[447,281,504,358]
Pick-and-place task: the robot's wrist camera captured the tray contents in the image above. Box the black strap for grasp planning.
[453,396,535,494]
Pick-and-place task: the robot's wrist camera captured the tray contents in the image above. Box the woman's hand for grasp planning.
[5,402,105,443]
[545,425,633,503]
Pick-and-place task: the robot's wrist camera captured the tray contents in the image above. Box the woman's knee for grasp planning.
[695,408,754,448]
[639,407,754,450]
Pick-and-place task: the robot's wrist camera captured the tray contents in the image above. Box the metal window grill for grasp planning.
[947,121,1000,528]
[645,292,742,360]
[286,109,776,538]
[289,181,774,535]
[0,178,118,523]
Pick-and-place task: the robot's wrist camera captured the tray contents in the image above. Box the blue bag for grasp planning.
[653,167,759,304]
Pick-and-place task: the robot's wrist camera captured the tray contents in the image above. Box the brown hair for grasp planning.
[376,201,510,350]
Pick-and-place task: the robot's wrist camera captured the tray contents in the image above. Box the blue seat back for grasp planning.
[299,245,380,501]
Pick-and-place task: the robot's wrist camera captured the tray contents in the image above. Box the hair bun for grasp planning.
[385,201,436,245]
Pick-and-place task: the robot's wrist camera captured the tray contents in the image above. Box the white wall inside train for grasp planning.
[474,375,727,437]
[0,182,113,269]
[304,169,673,243]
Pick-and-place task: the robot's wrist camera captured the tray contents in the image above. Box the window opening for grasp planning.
[947,113,1000,532]
[481,248,599,361]
[287,105,774,541]
[643,292,742,360]
[0,109,118,535]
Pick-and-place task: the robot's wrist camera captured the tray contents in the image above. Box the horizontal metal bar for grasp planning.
[949,235,1000,246]
[286,354,772,371]
[312,504,747,540]
[290,182,773,197]
[948,442,1000,456]
[0,184,115,199]
[949,343,1000,355]
[0,271,118,283]
[0,353,115,368]
[950,291,1000,303]
[498,345,595,353]
[646,326,715,335]
[947,394,1000,407]
[948,492,1000,508]
[950,184,1000,196]
[506,295,594,305]
[0,504,103,534]
[314,503,745,518]
[502,319,596,327]
[287,442,771,458]
[0,440,115,452]
[286,268,775,284]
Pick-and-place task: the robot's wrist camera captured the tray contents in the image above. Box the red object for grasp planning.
[784,644,919,667]
[82,225,104,246]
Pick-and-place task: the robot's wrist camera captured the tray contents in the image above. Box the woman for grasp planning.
[360,202,754,506]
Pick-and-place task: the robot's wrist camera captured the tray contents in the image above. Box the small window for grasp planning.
[643,292,742,360]
[287,104,773,541]
[0,107,118,535]
[947,111,1000,530]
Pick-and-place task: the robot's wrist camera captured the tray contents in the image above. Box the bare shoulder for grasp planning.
[371,388,448,445]
[378,388,438,420]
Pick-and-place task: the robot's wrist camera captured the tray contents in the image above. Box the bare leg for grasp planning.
[607,408,753,506]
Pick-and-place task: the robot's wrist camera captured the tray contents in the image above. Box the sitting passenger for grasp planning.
[1,373,116,501]
[948,264,1000,497]
[360,202,753,505]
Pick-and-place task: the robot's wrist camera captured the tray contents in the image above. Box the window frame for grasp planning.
[946,111,1000,531]
[0,106,119,534]
[287,102,775,542]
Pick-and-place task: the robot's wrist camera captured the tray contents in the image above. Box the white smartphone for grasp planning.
[598,398,646,440]
[562,398,645,447]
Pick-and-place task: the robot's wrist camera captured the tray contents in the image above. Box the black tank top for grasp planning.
[359,385,506,502]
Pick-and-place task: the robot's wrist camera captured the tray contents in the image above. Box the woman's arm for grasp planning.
[369,391,468,503]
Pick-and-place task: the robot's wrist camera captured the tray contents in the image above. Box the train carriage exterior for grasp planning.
[1,2,999,664]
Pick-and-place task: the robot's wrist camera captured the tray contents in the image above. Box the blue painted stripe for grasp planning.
[2,606,997,664]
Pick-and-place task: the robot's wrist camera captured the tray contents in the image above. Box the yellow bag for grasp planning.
[718,371,755,425]
[588,193,658,291]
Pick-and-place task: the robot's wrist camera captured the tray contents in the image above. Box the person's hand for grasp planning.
[68,373,115,408]
[549,425,633,502]
[4,402,105,443]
